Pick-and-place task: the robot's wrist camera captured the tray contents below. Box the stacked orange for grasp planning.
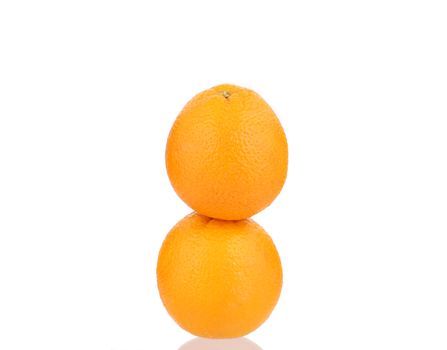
[157,84,288,338]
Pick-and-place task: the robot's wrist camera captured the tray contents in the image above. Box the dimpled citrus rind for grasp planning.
[166,84,288,220]
[156,213,283,338]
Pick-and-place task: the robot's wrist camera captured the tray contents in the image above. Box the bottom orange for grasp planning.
[157,213,282,338]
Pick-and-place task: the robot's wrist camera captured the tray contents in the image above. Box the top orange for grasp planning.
[166,84,288,220]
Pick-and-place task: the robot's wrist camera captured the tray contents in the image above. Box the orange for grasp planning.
[166,84,288,220]
[156,213,282,338]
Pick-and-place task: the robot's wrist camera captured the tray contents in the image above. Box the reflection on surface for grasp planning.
[179,337,262,350]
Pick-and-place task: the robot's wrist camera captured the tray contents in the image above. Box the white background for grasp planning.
[1,1,446,349]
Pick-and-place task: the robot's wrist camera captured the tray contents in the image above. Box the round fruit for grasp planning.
[166,84,288,220]
[156,213,282,339]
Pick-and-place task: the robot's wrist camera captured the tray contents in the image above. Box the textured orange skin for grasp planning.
[166,84,288,220]
[157,213,282,339]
